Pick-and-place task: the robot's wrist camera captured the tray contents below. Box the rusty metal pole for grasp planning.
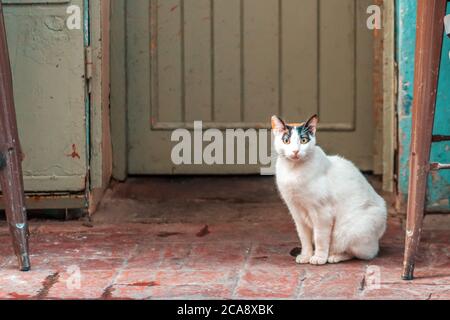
[0,1,30,271]
[402,0,447,281]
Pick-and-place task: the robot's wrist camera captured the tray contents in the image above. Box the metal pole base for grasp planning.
[9,222,31,271]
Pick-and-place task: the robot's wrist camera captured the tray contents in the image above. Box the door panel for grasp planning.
[3,0,87,191]
[127,0,374,174]
[282,0,318,121]
[214,0,241,123]
[320,0,355,127]
[243,0,279,123]
[184,0,212,122]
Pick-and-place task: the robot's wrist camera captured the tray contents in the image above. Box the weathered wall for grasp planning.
[397,0,450,212]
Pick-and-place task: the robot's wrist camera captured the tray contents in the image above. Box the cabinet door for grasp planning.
[3,0,87,192]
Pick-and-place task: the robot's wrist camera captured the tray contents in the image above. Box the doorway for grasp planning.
[120,0,375,175]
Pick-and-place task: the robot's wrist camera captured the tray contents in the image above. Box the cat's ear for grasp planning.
[271,116,286,132]
[305,114,319,135]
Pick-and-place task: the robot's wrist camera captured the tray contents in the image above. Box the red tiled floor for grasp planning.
[151,284,235,300]
[0,176,448,300]
[158,243,194,270]
[111,269,238,300]
[183,243,250,270]
[47,270,117,299]
[299,268,366,300]
[0,269,56,299]
[234,268,304,299]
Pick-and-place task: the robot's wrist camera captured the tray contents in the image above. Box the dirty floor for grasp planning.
[0,177,449,300]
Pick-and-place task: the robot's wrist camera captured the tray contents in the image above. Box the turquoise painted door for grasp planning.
[2,0,88,192]
[397,0,450,212]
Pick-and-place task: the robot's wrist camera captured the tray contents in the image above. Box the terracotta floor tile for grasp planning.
[0,177,448,300]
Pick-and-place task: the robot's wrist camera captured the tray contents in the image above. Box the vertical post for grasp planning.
[402,0,447,280]
[0,2,30,271]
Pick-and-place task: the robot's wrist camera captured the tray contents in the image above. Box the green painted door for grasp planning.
[3,0,87,192]
[127,0,375,174]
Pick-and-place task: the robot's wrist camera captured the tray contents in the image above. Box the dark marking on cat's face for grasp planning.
[281,126,293,144]
[282,123,313,145]
[294,124,313,144]
[272,115,319,161]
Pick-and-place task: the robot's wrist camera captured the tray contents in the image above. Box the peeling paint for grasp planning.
[68,144,81,160]
[396,1,450,212]
[44,16,65,32]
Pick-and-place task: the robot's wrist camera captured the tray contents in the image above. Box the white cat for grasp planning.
[272,115,387,265]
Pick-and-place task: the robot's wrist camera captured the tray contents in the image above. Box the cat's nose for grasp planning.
[292,150,299,156]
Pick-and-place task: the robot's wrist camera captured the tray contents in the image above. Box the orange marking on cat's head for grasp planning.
[271,116,286,131]
[271,117,278,130]
[287,122,305,127]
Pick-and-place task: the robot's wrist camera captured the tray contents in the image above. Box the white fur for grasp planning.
[273,118,387,265]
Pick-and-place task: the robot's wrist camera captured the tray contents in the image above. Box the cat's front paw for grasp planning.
[309,255,328,265]
[296,254,312,264]
[327,253,352,264]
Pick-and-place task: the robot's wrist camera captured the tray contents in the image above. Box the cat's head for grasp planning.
[271,114,319,162]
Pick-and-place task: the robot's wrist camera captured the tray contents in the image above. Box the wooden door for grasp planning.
[3,0,88,191]
[126,0,374,174]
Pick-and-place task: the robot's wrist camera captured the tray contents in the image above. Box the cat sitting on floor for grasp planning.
[272,115,387,265]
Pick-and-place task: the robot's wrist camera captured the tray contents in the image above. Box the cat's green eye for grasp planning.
[301,137,309,144]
